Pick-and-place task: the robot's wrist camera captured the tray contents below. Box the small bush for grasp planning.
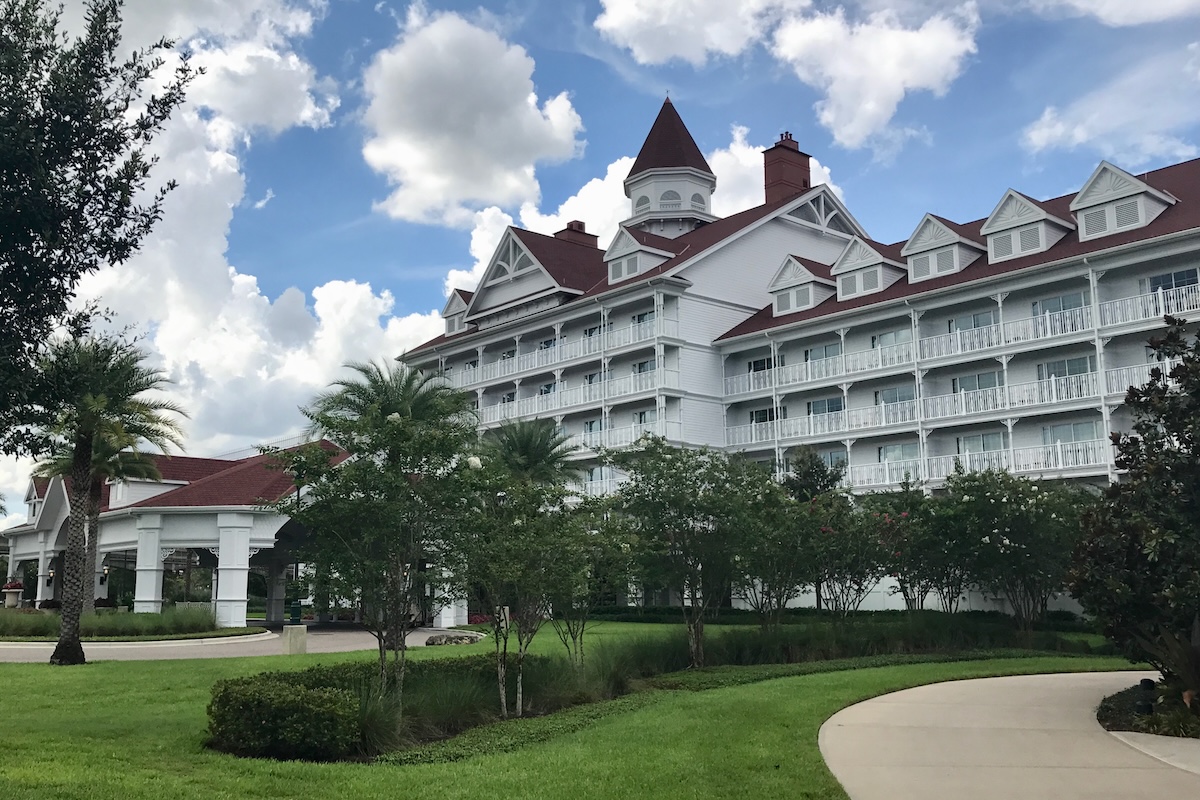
[1136,707,1200,738]
[0,607,219,638]
[93,597,116,608]
[37,599,61,610]
[207,680,359,761]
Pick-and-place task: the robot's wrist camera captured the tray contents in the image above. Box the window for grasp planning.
[776,292,792,313]
[911,254,931,279]
[1033,291,1088,315]
[748,355,782,373]
[1082,208,1108,237]
[632,310,656,325]
[539,382,556,396]
[582,419,603,433]
[464,359,478,370]
[879,443,919,462]
[953,370,1003,392]
[775,286,812,314]
[583,323,608,338]
[499,348,516,360]
[839,274,858,297]
[585,467,602,483]
[807,396,844,415]
[860,269,880,291]
[538,337,557,351]
[660,190,680,203]
[446,314,464,334]
[958,432,1004,454]
[1043,420,1099,444]
[875,386,915,405]
[872,328,913,349]
[633,409,657,425]
[584,371,602,385]
[1038,356,1096,380]
[633,359,656,374]
[500,391,515,404]
[818,449,848,468]
[1146,268,1199,293]
[806,342,842,361]
[750,407,786,424]
[949,310,996,332]
[690,193,706,210]
[635,195,650,209]
[611,255,640,281]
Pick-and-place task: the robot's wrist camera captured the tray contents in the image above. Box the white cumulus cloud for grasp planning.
[1022,44,1200,165]
[1025,0,1200,25]
[771,5,980,150]
[362,6,584,226]
[593,0,811,66]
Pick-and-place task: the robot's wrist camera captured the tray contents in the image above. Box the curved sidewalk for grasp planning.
[820,671,1200,799]
[0,627,465,662]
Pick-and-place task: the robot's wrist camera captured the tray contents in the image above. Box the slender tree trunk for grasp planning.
[515,649,524,718]
[51,443,92,666]
[84,477,102,616]
[494,614,509,719]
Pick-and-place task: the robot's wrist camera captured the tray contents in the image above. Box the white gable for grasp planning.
[901,214,984,257]
[981,191,1049,234]
[1070,161,1175,211]
[830,236,905,276]
[464,231,560,320]
[781,185,869,240]
[604,229,642,261]
[441,291,468,318]
[768,256,832,291]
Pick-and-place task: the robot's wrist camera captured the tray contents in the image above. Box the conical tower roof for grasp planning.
[627,98,713,180]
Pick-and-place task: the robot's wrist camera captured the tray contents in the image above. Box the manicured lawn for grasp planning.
[0,623,1135,800]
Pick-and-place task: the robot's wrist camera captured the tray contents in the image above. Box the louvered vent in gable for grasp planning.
[1115,200,1139,228]
[911,254,931,280]
[1082,208,1108,237]
[839,274,857,297]
[992,233,1013,259]
[935,249,955,273]
[861,269,879,291]
[1019,226,1040,252]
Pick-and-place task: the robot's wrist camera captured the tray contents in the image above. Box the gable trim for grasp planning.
[901,214,983,257]
[1070,160,1176,212]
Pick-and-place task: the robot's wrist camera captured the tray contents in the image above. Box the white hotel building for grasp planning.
[404,99,1200,495]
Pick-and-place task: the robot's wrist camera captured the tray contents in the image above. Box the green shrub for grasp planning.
[0,607,218,638]
[207,680,359,761]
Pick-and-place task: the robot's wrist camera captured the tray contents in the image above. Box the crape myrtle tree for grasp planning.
[271,361,476,701]
[37,335,185,665]
[809,492,888,618]
[0,0,193,456]
[1071,318,1200,704]
[921,494,979,613]
[606,437,753,668]
[945,467,1087,633]
[733,471,815,630]
[448,467,578,719]
[860,479,936,611]
[548,497,637,668]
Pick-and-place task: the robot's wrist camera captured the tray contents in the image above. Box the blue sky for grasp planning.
[3,0,1200,523]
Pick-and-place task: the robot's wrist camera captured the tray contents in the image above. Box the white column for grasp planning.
[134,515,165,613]
[95,555,110,601]
[35,540,51,603]
[215,513,253,628]
[265,561,286,623]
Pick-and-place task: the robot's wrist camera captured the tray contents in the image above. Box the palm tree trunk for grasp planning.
[84,477,102,616]
[51,442,92,665]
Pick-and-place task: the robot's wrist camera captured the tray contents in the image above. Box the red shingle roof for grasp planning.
[718,157,1200,341]
[510,228,607,293]
[627,98,713,179]
[120,441,346,510]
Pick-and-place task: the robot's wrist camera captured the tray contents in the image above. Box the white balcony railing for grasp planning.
[926,450,1010,478]
[1104,359,1182,395]
[1010,439,1110,473]
[918,324,1004,360]
[846,401,918,431]
[570,420,684,452]
[844,342,915,374]
[447,318,678,388]
[1099,284,1200,327]
[480,370,678,424]
[922,385,1007,420]
[848,460,923,488]
[1007,372,1100,409]
[1003,306,1092,344]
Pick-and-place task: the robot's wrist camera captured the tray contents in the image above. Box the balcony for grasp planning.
[567,420,683,452]
[1099,284,1200,328]
[849,439,1110,489]
[843,342,915,374]
[1008,372,1100,409]
[480,370,679,424]
[447,318,679,388]
[727,410,846,446]
[578,479,617,497]
[846,400,918,431]
[918,324,1003,360]
[1003,306,1092,344]
[1104,360,1181,395]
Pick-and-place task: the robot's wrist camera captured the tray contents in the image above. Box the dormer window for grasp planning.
[1071,161,1175,242]
[1079,198,1143,239]
[774,284,812,315]
[690,193,706,210]
[988,224,1045,262]
[838,267,881,300]
[635,195,650,210]
[909,247,958,280]
[610,254,640,282]
[659,190,681,209]
[445,313,466,336]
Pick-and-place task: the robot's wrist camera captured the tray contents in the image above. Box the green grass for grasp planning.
[0,620,1137,800]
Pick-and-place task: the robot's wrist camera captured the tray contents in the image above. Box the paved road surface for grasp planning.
[820,671,1200,799]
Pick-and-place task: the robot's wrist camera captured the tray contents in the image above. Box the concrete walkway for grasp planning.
[0,627,475,663]
[819,671,1200,799]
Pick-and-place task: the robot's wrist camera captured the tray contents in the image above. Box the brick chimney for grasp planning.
[554,220,599,248]
[764,132,812,205]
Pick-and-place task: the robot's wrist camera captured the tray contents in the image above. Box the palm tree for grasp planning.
[36,423,169,614]
[307,360,474,438]
[483,418,580,486]
[39,336,185,665]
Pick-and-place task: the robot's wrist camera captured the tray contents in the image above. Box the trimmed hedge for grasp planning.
[208,681,359,761]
